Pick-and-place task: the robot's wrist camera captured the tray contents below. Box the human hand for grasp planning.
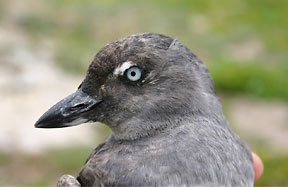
[252,152,264,181]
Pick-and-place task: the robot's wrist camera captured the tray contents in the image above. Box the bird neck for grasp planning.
[109,110,222,142]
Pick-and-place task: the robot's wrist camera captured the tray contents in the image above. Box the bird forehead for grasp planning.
[113,61,136,76]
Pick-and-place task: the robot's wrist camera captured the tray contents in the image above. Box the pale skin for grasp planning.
[252,152,264,181]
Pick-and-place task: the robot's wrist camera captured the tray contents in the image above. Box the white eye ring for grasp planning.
[126,66,142,81]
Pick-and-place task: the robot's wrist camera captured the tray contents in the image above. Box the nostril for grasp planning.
[77,103,85,107]
[62,103,87,116]
[71,103,86,110]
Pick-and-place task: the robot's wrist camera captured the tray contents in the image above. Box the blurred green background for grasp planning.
[0,0,287,186]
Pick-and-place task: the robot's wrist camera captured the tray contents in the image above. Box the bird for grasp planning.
[35,33,254,186]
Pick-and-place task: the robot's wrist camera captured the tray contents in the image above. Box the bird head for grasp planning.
[35,33,222,140]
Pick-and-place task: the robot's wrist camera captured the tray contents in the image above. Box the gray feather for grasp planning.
[49,33,254,186]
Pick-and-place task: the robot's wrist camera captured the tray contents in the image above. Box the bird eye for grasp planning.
[125,66,142,82]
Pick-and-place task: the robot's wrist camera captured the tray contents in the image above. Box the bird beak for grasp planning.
[34,89,101,128]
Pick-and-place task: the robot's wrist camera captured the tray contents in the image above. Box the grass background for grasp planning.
[1,0,288,186]
[19,0,288,100]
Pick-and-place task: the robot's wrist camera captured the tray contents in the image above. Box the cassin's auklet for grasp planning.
[35,33,254,187]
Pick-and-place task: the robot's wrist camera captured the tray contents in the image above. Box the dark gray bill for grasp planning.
[34,89,101,128]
